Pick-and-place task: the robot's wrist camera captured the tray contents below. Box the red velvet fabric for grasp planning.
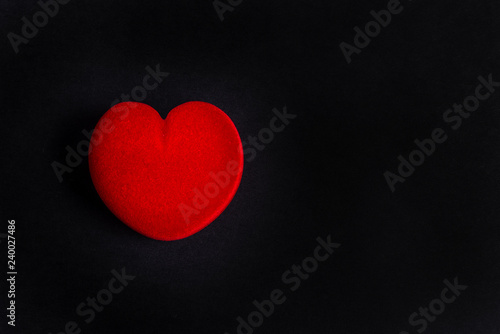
[89,102,243,240]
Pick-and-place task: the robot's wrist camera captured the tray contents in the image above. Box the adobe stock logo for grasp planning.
[48,268,135,334]
[213,0,243,21]
[223,235,341,334]
[179,106,297,224]
[399,277,467,334]
[51,64,169,183]
[8,0,72,54]
[384,74,499,192]
[339,0,405,64]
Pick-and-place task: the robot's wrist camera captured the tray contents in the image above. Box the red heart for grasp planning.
[88,102,243,241]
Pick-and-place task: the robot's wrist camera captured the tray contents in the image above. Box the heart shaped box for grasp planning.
[89,102,244,240]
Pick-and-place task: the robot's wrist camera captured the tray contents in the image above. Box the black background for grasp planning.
[1,0,500,333]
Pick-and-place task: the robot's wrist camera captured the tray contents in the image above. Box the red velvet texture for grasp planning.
[88,102,243,240]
